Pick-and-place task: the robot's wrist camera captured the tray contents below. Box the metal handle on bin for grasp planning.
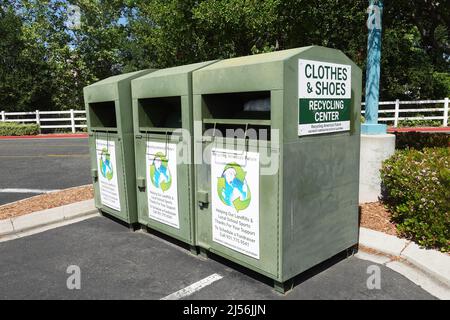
[145,131,170,161]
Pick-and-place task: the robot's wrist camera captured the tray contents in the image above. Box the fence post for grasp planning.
[1,111,5,122]
[70,109,76,133]
[35,110,41,133]
[444,97,449,127]
[394,99,400,127]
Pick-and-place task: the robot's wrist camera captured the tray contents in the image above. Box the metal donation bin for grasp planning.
[193,46,361,292]
[131,61,217,248]
[84,70,155,227]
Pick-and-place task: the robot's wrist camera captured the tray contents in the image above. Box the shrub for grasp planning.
[394,131,450,150]
[381,148,450,252]
[0,122,40,136]
[398,118,442,128]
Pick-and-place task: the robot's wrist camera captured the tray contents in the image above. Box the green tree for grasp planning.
[0,0,448,112]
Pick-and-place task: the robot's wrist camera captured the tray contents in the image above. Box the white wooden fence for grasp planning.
[0,109,86,133]
[361,98,449,127]
[0,98,449,132]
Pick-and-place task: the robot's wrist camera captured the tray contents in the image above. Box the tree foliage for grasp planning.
[0,0,448,112]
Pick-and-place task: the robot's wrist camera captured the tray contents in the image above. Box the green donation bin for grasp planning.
[84,69,156,227]
[131,61,217,248]
[193,46,361,292]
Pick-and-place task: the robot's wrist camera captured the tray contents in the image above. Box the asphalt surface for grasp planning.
[0,216,435,300]
[0,138,90,205]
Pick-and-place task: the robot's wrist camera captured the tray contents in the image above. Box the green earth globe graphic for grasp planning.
[99,148,113,181]
[217,163,251,212]
[150,152,172,192]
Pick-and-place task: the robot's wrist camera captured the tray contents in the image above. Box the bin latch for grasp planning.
[137,177,146,191]
[197,191,209,209]
[91,169,98,182]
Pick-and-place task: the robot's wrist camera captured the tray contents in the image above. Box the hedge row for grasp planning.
[381,147,450,252]
[0,122,40,136]
[393,131,449,150]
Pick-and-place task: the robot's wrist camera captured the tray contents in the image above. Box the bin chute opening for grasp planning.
[138,96,182,129]
[202,91,271,120]
[88,101,117,128]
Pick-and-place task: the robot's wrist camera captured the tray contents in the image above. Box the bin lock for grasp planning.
[137,177,146,191]
[197,191,209,209]
[91,169,98,182]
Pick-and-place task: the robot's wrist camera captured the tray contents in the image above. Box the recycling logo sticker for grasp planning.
[217,163,251,212]
[149,152,172,192]
[99,148,114,181]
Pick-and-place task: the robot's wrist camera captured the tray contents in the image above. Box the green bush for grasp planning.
[0,122,40,136]
[398,118,442,128]
[394,131,450,150]
[381,148,450,252]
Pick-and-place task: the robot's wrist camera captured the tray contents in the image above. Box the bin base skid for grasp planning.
[199,248,209,259]
[189,245,199,256]
[273,280,294,295]
[98,209,138,231]
[346,244,359,257]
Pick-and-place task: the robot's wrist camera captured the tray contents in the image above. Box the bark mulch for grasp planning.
[0,185,94,220]
[360,201,398,236]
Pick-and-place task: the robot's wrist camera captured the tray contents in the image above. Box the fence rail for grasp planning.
[0,98,449,132]
[361,98,449,127]
[0,109,86,133]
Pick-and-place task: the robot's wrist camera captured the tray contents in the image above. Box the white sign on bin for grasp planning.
[298,59,352,136]
[96,139,121,211]
[146,141,180,229]
[211,148,260,259]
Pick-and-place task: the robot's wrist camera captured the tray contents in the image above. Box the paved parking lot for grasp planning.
[0,138,90,205]
[0,217,435,300]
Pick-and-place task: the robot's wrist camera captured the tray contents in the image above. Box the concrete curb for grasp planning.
[0,199,98,240]
[359,227,450,288]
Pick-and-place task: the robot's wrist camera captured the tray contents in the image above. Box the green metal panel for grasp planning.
[193,46,361,282]
[131,61,217,245]
[84,69,156,225]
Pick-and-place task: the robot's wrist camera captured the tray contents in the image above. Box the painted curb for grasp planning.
[0,199,97,239]
[388,127,450,133]
[359,227,450,288]
[0,133,88,140]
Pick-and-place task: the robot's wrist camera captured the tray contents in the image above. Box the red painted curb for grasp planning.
[388,127,450,133]
[0,133,88,140]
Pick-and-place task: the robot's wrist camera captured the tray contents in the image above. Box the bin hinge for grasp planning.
[137,177,146,191]
[197,191,209,209]
[91,169,98,182]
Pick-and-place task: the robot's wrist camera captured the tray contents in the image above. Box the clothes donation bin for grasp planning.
[84,69,156,227]
[193,46,361,292]
[131,61,217,249]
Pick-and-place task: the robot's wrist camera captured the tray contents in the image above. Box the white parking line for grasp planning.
[161,273,223,300]
[0,188,59,194]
